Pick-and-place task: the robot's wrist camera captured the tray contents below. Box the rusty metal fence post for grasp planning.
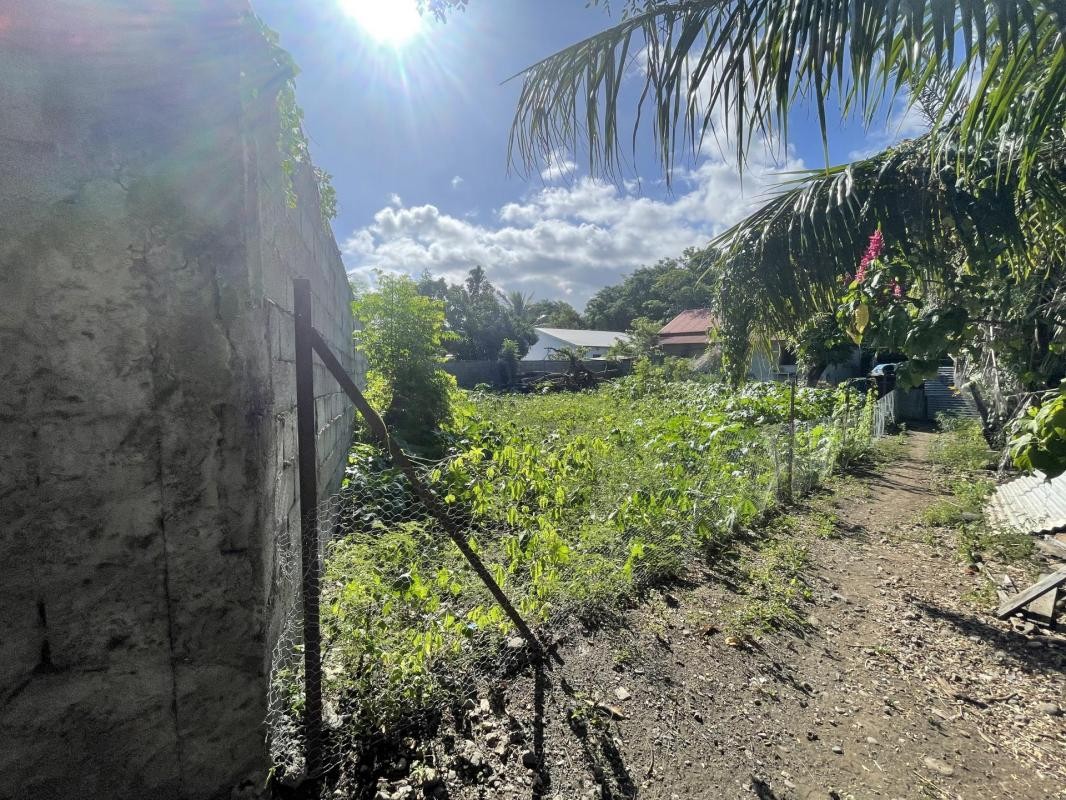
[293,278,323,778]
[289,278,549,779]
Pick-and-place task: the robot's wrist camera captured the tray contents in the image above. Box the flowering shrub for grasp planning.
[837,228,911,345]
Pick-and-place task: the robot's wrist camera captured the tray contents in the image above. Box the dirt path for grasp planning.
[356,432,1066,800]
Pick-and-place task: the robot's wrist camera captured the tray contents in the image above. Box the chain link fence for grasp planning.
[266,378,875,786]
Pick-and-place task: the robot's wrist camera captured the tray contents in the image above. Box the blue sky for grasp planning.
[254,0,922,310]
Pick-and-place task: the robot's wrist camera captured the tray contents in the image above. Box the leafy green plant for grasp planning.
[247,13,337,225]
[1009,383,1066,478]
[352,273,457,447]
[302,376,867,743]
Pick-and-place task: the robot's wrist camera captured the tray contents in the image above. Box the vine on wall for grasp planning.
[247,13,338,226]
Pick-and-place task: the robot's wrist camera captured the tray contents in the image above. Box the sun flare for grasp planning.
[341,0,423,46]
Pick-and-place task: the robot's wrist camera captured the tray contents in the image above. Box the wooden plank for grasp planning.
[1038,536,1066,559]
[1025,574,1059,628]
[996,568,1066,619]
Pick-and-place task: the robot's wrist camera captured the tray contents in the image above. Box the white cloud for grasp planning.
[343,148,802,308]
[451,175,464,189]
[539,148,577,183]
[387,192,403,207]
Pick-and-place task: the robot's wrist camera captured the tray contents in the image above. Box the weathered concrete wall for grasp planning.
[0,3,359,798]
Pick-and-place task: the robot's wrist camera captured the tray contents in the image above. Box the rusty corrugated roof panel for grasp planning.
[658,308,719,337]
[986,471,1066,536]
[660,334,712,345]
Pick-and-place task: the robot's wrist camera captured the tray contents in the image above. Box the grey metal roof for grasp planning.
[535,328,630,348]
[986,471,1066,536]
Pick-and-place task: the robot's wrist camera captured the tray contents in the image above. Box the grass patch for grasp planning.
[813,510,840,539]
[957,524,1035,566]
[729,539,812,637]
[871,432,908,462]
[929,415,995,472]
[914,471,1032,566]
[961,578,999,609]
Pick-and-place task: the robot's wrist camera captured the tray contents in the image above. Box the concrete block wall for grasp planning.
[0,3,360,798]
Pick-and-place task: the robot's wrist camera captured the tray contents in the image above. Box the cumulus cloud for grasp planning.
[343,147,803,308]
[539,149,578,183]
[451,175,464,189]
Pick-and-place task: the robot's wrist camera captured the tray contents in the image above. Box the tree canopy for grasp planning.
[584,247,719,331]
[352,272,454,445]
[501,0,1065,469]
[416,267,538,360]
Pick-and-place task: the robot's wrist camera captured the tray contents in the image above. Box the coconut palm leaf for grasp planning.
[709,127,1066,333]
[509,0,1063,185]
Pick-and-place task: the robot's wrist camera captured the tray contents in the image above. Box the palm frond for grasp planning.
[509,0,1062,185]
[709,128,1065,332]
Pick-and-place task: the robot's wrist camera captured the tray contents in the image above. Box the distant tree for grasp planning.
[417,267,537,360]
[584,247,719,331]
[527,299,585,329]
[497,338,520,386]
[352,272,455,446]
[501,289,534,322]
[609,316,663,360]
[791,313,856,387]
[500,289,537,351]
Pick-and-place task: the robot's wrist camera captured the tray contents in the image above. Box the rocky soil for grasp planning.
[336,431,1066,800]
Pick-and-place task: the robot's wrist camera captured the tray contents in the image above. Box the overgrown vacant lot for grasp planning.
[273,378,871,774]
[332,424,1066,800]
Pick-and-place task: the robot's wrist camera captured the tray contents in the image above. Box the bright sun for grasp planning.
[341,0,423,46]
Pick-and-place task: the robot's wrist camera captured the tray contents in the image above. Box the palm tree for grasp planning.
[506,1,1065,404]
[501,289,535,323]
[508,0,1064,190]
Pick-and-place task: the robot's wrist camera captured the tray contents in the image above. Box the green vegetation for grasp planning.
[791,312,856,387]
[352,273,455,446]
[582,249,719,332]
[919,422,1033,572]
[957,525,1035,567]
[309,376,869,737]
[247,13,337,225]
[871,433,908,462]
[525,298,585,329]
[728,539,812,636]
[928,417,995,473]
[417,267,537,360]
[500,0,1065,471]
[1009,383,1066,478]
[921,477,994,527]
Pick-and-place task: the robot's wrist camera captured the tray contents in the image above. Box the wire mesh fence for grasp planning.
[266,379,876,785]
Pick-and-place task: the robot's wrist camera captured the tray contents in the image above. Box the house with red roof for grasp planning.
[658,308,862,383]
[657,308,799,380]
[656,308,719,358]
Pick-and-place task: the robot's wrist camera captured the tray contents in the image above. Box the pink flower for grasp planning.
[892,280,903,298]
[866,229,884,261]
[855,255,870,283]
[854,229,884,284]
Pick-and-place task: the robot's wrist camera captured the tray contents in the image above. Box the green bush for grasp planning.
[352,273,456,447]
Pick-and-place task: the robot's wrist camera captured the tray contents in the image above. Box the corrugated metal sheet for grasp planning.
[660,333,712,345]
[534,328,629,348]
[987,471,1066,536]
[658,308,719,336]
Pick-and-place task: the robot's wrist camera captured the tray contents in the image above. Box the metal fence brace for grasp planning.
[291,279,547,778]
